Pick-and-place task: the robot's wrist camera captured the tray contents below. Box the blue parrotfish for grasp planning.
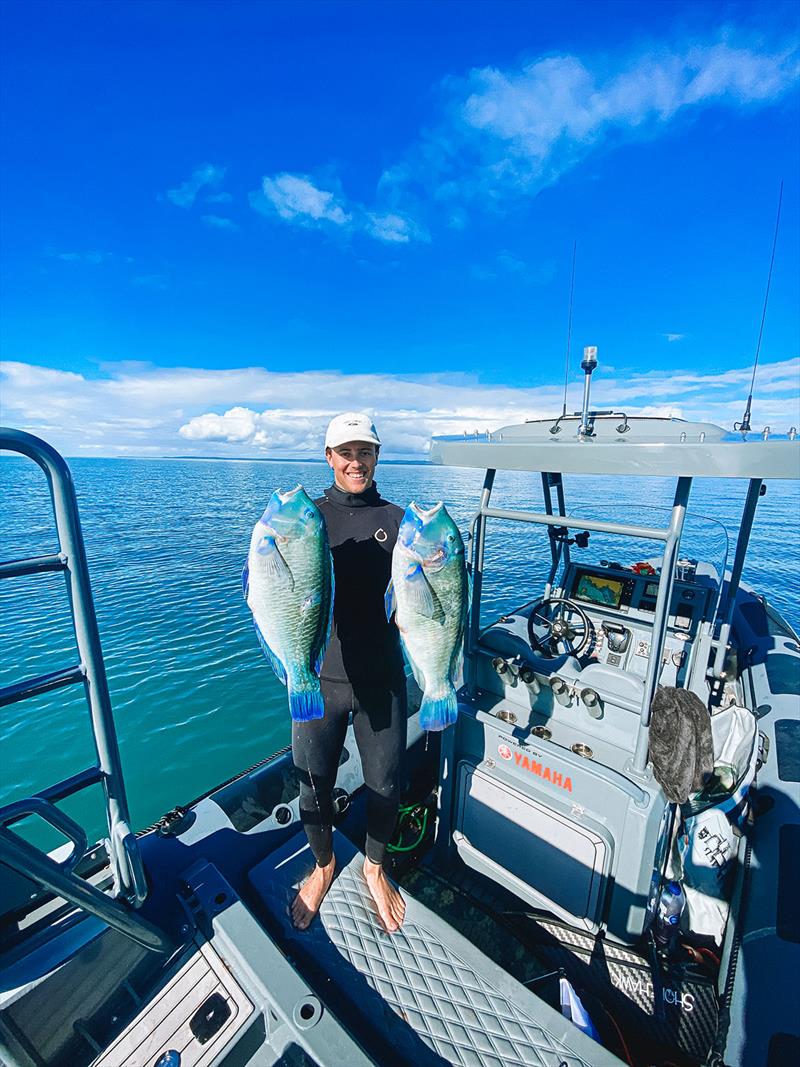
[385,502,467,731]
[243,486,334,721]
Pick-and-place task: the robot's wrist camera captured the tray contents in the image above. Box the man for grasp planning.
[290,412,407,933]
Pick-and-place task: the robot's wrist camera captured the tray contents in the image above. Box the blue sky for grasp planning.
[1,0,798,456]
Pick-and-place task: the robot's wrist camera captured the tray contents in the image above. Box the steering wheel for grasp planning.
[526,597,592,659]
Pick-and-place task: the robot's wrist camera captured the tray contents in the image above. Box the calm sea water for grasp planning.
[2,456,798,848]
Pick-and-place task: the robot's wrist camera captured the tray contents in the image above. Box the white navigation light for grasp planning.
[579,346,599,437]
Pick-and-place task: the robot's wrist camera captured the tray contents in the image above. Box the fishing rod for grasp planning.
[734,180,784,434]
[561,240,577,418]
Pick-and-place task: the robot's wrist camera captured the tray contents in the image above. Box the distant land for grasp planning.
[168,455,431,466]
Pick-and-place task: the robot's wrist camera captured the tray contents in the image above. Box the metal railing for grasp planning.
[0,429,170,952]
[466,468,693,776]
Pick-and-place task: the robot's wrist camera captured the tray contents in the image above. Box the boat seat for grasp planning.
[247,830,621,1067]
[577,661,644,708]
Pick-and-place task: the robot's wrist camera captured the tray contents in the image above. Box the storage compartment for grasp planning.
[453,762,611,930]
[92,941,254,1067]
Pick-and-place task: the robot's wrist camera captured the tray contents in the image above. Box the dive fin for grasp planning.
[419,687,458,732]
[405,564,436,618]
[253,621,287,685]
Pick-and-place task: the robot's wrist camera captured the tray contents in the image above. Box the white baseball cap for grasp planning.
[325,412,381,449]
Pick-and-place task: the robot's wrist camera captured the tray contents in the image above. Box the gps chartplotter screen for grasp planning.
[574,573,624,609]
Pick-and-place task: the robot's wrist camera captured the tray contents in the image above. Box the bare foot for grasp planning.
[291,857,335,930]
[363,858,406,933]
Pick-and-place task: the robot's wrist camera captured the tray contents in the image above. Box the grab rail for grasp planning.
[468,470,693,777]
[0,428,151,921]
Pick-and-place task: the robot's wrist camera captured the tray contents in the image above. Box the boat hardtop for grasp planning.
[0,359,798,1067]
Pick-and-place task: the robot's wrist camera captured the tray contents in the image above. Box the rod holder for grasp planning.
[581,687,603,718]
[550,676,572,706]
[519,667,540,694]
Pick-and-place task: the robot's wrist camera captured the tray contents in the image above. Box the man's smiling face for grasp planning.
[326,440,378,494]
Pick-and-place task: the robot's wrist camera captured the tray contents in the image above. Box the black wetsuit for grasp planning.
[291,483,407,866]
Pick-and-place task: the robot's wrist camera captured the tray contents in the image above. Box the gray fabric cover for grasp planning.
[649,687,714,802]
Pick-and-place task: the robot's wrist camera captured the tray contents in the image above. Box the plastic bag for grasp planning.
[677,705,758,942]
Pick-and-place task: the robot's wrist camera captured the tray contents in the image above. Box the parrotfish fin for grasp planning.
[259,535,294,589]
[241,560,249,600]
[450,644,465,689]
[311,549,335,677]
[288,684,325,722]
[419,687,458,732]
[405,563,436,618]
[384,579,396,621]
[253,621,287,686]
[399,635,426,692]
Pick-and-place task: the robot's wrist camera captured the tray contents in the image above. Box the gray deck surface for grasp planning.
[248,831,622,1067]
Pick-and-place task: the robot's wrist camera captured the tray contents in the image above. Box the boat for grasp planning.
[1,350,798,1067]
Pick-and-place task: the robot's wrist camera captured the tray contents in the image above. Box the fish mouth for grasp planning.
[277,485,304,504]
[424,548,446,568]
[408,501,444,519]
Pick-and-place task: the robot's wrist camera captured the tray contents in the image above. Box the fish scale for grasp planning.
[244,486,333,721]
[388,501,467,731]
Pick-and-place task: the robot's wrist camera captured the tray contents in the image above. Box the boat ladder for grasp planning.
[0,428,171,953]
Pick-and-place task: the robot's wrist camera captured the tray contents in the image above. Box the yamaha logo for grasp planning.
[498,744,512,760]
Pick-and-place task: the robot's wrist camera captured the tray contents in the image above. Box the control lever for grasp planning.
[602,621,631,654]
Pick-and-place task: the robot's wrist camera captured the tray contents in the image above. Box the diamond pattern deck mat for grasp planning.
[249,832,611,1067]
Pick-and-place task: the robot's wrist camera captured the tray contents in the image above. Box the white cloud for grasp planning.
[382,34,799,211]
[256,174,351,225]
[179,406,257,443]
[247,33,797,246]
[202,214,238,231]
[166,163,227,208]
[205,191,233,204]
[251,173,426,244]
[365,212,428,243]
[2,357,797,460]
[664,333,686,342]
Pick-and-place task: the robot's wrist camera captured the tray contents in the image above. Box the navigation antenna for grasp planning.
[735,180,784,434]
[561,241,577,418]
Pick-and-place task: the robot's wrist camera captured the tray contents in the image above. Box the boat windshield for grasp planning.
[479,500,729,628]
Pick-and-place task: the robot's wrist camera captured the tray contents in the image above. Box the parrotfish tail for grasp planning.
[419,687,458,732]
[288,680,325,722]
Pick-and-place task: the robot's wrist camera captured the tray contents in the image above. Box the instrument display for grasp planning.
[567,564,709,638]
[574,573,624,608]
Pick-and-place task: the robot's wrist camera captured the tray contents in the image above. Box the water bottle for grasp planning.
[654,881,685,951]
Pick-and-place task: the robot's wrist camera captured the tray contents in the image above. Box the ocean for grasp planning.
[1,455,798,849]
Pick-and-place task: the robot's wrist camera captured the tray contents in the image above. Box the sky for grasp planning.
[1,0,799,458]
